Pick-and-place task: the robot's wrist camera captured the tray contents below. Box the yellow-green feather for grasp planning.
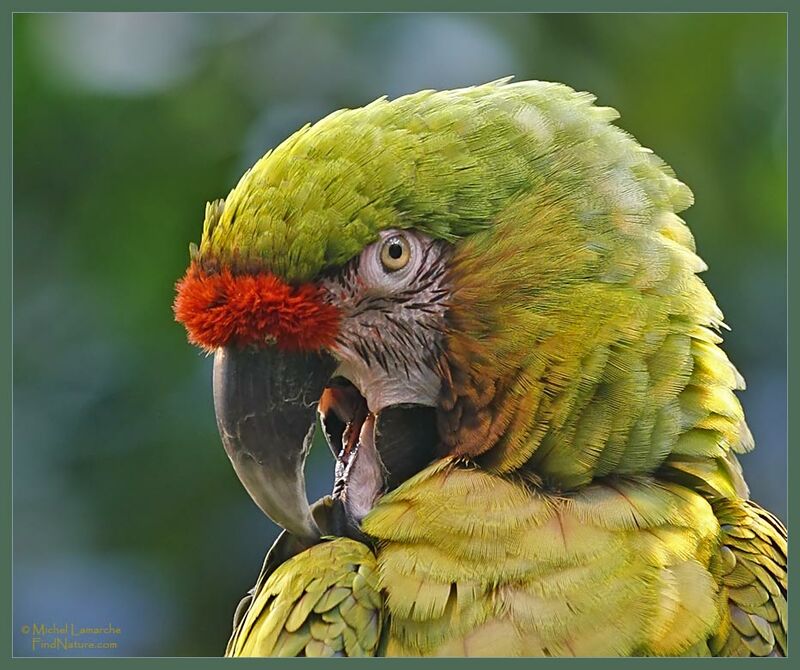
[226,539,382,657]
[227,460,785,656]
[195,79,684,280]
[361,459,723,656]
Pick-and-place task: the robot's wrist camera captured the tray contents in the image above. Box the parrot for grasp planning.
[173,79,787,657]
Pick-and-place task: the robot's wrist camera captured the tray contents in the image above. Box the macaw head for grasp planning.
[174,80,749,542]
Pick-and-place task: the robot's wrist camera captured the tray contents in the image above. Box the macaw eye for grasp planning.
[379,235,411,272]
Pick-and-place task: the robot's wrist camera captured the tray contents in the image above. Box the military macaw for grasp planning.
[174,80,787,657]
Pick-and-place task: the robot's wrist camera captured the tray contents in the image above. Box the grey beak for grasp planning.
[212,346,336,542]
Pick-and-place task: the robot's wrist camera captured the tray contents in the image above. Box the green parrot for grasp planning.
[174,79,787,657]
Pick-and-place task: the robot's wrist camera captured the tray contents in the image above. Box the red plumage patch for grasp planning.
[173,263,341,352]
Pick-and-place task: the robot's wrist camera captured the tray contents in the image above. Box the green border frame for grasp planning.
[2,2,792,666]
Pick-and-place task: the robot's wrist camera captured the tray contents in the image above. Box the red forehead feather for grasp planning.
[173,263,341,352]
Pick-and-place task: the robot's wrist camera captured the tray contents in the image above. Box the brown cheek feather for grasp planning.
[173,262,341,352]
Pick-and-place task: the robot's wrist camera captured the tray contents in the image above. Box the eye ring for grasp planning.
[379,235,411,272]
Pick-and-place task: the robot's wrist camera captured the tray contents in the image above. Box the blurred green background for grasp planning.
[12,13,786,657]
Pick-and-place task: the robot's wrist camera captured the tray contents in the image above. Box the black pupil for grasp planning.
[388,242,403,260]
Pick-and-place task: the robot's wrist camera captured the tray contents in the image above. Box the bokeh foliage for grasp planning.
[12,13,786,656]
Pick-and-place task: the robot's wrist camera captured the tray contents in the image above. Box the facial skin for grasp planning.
[316,229,452,521]
[322,229,452,413]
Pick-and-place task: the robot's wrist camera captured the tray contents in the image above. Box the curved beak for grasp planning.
[212,346,336,542]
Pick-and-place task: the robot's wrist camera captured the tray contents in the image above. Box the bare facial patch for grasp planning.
[321,229,451,413]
